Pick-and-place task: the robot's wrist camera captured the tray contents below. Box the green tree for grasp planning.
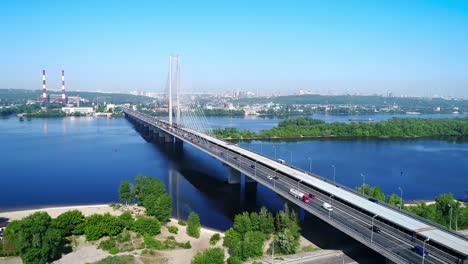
[137,176,166,203]
[187,212,201,238]
[154,193,173,222]
[258,207,275,235]
[355,183,371,195]
[276,228,299,254]
[233,212,252,235]
[191,247,225,264]
[388,194,402,207]
[84,213,123,241]
[369,186,386,202]
[4,212,65,264]
[435,193,460,227]
[52,210,85,236]
[240,231,265,259]
[119,181,134,205]
[132,217,161,236]
[223,228,241,249]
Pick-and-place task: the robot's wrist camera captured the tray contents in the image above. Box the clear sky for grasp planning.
[1,0,468,97]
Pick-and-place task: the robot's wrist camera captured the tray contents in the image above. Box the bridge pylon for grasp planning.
[168,55,181,126]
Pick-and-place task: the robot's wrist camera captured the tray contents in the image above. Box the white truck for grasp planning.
[289,188,310,204]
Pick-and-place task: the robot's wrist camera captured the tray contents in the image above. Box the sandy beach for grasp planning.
[0,204,120,221]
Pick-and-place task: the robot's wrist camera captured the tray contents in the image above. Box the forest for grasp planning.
[213,117,468,139]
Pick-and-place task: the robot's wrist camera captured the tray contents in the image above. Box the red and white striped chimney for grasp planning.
[42,69,47,103]
[61,70,66,104]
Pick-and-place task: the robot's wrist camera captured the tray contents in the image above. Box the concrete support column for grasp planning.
[245,175,257,183]
[163,132,174,143]
[226,166,241,184]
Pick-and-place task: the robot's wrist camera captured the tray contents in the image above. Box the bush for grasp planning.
[109,247,119,255]
[119,212,134,230]
[99,238,116,251]
[181,241,192,249]
[144,234,164,250]
[178,219,187,226]
[84,214,123,241]
[52,210,85,236]
[227,256,243,264]
[209,233,221,245]
[132,217,161,236]
[187,212,200,238]
[168,225,178,234]
[191,247,225,264]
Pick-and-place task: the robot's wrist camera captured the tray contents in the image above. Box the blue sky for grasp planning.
[1,0,468,97]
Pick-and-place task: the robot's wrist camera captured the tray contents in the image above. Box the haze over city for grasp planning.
[2,0,468,98]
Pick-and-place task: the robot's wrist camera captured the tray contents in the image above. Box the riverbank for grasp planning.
[0,204,118,221]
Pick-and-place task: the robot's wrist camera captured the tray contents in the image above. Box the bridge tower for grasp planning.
[168,55,181,126]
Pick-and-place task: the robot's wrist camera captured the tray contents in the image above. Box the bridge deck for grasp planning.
[124,108,468,261]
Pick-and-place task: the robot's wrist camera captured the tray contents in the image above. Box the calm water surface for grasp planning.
[0,115,467,230]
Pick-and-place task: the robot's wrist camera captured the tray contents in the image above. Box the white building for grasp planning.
[62,107,94,115]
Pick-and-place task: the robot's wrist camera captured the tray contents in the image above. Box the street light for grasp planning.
[272,145,277,159]
[422,237,430,264]
[371,215,378,243]
[308,157,312,173]
[449,204,453,230]
[398,187,403,210]
[360,173,366,195]
[331,164,336,184]
[284,149,292,164]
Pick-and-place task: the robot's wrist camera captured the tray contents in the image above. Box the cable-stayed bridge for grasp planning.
[123,56,468,264]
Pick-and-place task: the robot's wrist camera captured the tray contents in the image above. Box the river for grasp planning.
[0,114,467,231]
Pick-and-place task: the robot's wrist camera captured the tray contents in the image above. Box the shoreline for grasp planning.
[0,204,224,234]
[0,204,119,221]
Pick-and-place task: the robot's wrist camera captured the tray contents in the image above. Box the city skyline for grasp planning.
[1,0,468,97]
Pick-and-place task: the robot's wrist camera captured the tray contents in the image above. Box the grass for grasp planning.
[301,245,320,252]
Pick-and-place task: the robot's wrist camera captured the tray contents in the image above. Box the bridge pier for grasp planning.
[226,166,241,184]
[245,175,256,183]
[163,132,174,143]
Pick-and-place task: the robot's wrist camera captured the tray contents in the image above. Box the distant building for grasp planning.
[106,104,116,112]
[61,107,94,115]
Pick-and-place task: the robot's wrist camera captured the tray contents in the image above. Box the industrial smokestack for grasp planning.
[61,70,66,104]
[42,69,47,103]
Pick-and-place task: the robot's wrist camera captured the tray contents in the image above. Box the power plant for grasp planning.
[41,69,67,104]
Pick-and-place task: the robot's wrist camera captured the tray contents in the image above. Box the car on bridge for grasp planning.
[322,202,333,211]
[370,225,381,233]
[413,245,429,256]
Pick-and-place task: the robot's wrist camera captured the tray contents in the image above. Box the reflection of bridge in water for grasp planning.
[123,56,468,264]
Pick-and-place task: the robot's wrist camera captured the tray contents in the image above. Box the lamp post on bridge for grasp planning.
[331,164,336,184]
[448,204,453,230]
[371,215,378,243]
[272,145,277,159]
[422,238,430,264]
[398,187,403,210]
[284,149,292,164]
[307,157,312,174]
[360,173,366,195]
